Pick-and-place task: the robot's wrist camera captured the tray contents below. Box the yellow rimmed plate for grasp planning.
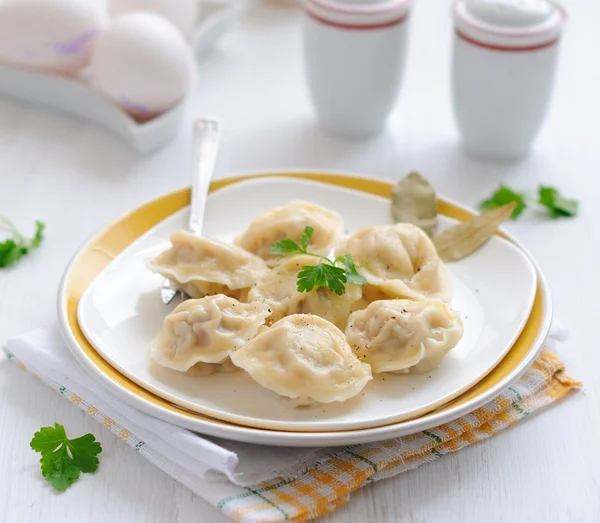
[58,171,551,446]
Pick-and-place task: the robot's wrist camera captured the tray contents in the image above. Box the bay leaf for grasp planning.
[433,202,517,262]
[391,171,438,237]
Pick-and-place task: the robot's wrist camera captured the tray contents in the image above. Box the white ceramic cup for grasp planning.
[302,0,414,138]
[451,0,566,161]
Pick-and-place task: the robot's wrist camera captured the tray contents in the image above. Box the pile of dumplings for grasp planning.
[148,201,464,408]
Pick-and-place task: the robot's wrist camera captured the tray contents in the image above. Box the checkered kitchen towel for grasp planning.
[4,327,580,523]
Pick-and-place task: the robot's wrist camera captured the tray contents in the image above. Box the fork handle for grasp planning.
[189,118,221,235]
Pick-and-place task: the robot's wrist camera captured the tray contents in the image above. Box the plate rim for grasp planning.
[57,169,552,447]
[75,175,538,432]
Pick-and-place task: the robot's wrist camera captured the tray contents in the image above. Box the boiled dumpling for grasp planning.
[345,299,464,374]
[247,255,363,329]
[230,314,372,406]
[151,294,271,373]
[185,359,239,376]
[148,230,270,299]
[338,223,452,302]
[234,200,344,266]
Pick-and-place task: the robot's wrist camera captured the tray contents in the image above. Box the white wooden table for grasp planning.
[1,2,598,522]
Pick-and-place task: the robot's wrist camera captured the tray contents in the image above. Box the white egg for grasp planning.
[109,0,198,38]
[90,11,193,117]
[0,0,106,74]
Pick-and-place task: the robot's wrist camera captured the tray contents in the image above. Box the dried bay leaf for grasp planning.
[391,171,438,237]
[433,202,516,262]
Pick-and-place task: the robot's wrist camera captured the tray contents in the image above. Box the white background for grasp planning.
[1,1,598,521]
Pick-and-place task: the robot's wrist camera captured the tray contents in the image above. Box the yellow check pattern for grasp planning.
[215,350,580,522]
[6,349,580,523]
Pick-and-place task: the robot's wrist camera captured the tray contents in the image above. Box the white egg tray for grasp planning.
[0,0,238,154]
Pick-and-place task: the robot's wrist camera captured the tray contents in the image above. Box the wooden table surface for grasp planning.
[1,1,598,521]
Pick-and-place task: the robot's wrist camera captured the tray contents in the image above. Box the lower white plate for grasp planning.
[75,176,537,432]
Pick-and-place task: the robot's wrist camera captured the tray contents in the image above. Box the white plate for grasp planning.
[76,176,537,432]
[59,170,551,446]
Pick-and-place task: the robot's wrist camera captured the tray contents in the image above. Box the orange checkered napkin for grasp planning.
[4,328,580,523]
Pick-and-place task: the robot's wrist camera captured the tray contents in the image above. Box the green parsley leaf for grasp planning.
[0,217,45,268]
[67,434,103,473]
[336,254,367,286]
[538,186,578,218]
[297,263,347,296]
[271,227,367,295]
[270,226,316,256]
[40,448,81,492]
[299,226,314,250]
[480,186,527,219]
[0,239,23,267]
[270,238,305,256]
[30,424,102,491]
[30,424,68,454]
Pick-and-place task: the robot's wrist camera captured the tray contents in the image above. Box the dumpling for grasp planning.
[247,255,363,329]
[230,314,372,406]
[185,359,239,377]
[345,299,464,374]
[338,223,452,302]
[234,200,344,266]
[151,294,271,373]
[148,230,270,299]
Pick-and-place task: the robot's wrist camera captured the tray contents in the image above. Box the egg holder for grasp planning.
[0,0,238,154]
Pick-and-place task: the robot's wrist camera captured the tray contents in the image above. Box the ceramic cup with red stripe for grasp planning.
[302,0,415,138]
[452,0,566,161]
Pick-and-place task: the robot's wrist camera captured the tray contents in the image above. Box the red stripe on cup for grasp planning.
[457,30,559,52]
[306,10,409,30]
[452,0,567,39]
[308,0,413,16]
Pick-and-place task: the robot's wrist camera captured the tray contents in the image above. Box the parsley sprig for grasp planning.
[30,424,102,491]
[538,186,578,217]
[0,217,45,268]
[480,185,578,220]
[270,226,367,296]
[480,186,527,219]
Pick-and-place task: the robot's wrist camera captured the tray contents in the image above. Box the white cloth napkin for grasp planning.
[3,323,569,518]
[2,327,379,493]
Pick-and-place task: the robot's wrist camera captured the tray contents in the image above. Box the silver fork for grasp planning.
[160,118,222,305]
